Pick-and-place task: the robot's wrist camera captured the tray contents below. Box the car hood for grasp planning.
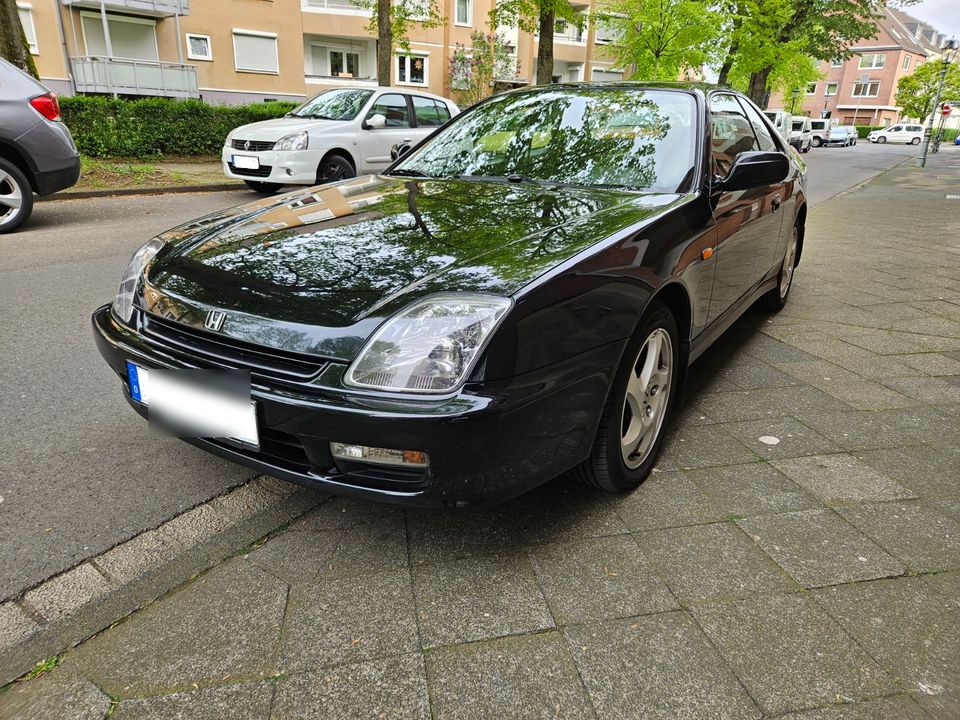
[229,116,342,142]
[143,176,690,361]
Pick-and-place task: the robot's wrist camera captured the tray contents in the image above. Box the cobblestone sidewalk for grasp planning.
[2,151,959,719]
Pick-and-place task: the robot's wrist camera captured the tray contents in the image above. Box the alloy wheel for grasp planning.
[620,328,673,469]
[780,225,798,298]
[0,169,24,228]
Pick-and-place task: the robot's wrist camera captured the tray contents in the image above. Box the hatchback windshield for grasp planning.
[392,88,698,192]
[289,89,374,120]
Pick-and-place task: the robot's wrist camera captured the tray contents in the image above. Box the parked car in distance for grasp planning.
[825,126,856,146]
[763,109,793,144]
[0,58,80,233]
[870,123,924,144]
[222,87,460,194]
[95,83,806,508]
[809,119,829,147]
[789,116,812,153]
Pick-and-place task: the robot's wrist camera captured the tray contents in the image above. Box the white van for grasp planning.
[763,109,793,143]
[790,116,812,153]
[809,119,829,147]
[870,124,924,145]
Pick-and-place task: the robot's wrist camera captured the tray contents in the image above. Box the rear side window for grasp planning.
[412,96,449,127]
[711,94,760,176]
[367,93,411,127]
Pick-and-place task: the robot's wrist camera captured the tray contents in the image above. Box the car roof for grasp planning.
[308,85,458,106]
[497,80,726,101]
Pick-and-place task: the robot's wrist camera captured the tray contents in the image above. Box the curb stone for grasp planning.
[37,182,248,202]
[0,476,327,685]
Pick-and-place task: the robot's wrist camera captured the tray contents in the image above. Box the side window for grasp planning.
[412,96,443,127]
[710,94,760,176]
[889,125,902,132]
[737,98,778,151]
[434,101,451,124]
[367,94,411,127]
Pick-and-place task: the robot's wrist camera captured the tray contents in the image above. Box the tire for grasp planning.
[878,136,887,144]
[812,137,821,148]
[761,221,799,311]
[0,157,33,234]
[317,154,356,184]
[911,137,921,145]
[244,180,283,195]
[572,301,680,493]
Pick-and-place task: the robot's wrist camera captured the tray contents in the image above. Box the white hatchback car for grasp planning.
[222,87,460,193]
[869,123,924,145]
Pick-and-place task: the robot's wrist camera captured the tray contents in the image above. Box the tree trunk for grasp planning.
[536,6,554,85]
[0,0,38,78]
[748,68,771,108]
[376,0,391,86]
[716,9,741,87]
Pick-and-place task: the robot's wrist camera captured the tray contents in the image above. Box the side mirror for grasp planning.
[721,151,789,191]
[391,142,413,160]
[363,113,386,129]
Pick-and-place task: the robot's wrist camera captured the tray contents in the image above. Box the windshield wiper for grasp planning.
[386,168,437,178]
[292,112,336,120]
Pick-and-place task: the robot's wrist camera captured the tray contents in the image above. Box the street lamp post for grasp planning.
[917,36,959,168]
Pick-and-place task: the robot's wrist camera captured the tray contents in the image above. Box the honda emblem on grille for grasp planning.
[204,310,226,331]
[243,140,251,151]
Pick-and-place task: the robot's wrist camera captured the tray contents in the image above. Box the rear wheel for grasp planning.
[572,302,679,492]
[812,137,822,148]
[317,154,356,184]
[244,180,283,195]
[761,222,799,311]
[911,137,921,145]
[0,158,33,234]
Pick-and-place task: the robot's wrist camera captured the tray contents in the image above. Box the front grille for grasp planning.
[140,312,329,385]
[231,139,275,152]
[227,163,272,178]
[211,427,311,473]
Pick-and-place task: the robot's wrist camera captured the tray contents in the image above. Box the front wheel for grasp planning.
[878,136,887,144]
[761,223,799,311]
[0,158,33,234]
[244,180,283,195]
[911,137,921,145]
[317,154,356,184]
[572,302,679,492]
[812,137,822,148]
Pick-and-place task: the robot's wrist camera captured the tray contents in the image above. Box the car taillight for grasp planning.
[30,93,61,122]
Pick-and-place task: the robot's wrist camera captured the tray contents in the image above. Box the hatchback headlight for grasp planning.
[276,130,309,151]
[112,238,165,324]
[344,294,512,394]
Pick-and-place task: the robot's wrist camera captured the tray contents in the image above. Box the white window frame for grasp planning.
[852,81,880,98]
[805,82,817,95]
[17,3,38,55]
[901,55,910,71]
[825,82,838,96]
[395,51,428,86]
[185,33,212,61]
[831,57,843,68]
[79,11,158,60]
[328,48,361,77]
[232,29,279,75]
[454,0,472,26]
[858,53,885,70]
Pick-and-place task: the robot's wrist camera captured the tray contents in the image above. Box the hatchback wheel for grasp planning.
[812,137,821,148]
[0,158,33,234]
[911,137,921,145]
[573,302,679,492]
[762,222,799,311]
[879,136,887,144]
[244,180,283,195]
[318,155,356,184]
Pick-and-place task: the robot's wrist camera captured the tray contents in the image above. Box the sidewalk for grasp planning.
[2,151,959,719]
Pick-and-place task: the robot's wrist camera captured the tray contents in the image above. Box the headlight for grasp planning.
[112,238,165,324]
[275,130,309,151]
[344,293,512,394]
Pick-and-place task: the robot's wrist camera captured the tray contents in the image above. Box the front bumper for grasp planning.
[92,305,615,507]
[220,146,321,185]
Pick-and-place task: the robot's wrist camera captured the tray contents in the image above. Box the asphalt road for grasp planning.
[0,142,921,601]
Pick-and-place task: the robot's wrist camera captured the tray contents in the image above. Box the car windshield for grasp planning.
[392,88,698,193]
[288,89,374,120]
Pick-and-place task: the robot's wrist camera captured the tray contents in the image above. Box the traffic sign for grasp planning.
[943,104,952,116]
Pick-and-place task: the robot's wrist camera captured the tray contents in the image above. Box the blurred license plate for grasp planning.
[126,362,259,447]
[232,154,260,170]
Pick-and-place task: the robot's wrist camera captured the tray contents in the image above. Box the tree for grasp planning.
[355,0,442,86]
[492,0,580,85]
[0,0,38,78]
[449,32,518,106]
[895,58,960,121]
[596,0,723,81]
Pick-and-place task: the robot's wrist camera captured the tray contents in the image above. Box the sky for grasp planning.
[905,0,959,40]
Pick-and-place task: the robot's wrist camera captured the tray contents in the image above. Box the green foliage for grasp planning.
[895,59,960,120]
[854,124,884,138]
[491,0,579,36]
[59,96,297,158]
[356,0,442,53]
[26,656,61,679]
[448,32,518,107]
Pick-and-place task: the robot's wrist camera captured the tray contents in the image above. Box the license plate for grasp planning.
[232,154,260,170]
[126,362,259,447]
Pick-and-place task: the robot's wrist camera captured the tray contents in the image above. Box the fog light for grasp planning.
[285,168,293,176]
[330,442,429,467]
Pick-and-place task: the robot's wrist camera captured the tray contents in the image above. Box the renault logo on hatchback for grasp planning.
[243,140,251,151]
[204,310,226,331]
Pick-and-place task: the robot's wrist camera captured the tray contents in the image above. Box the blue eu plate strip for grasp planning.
[126,361,143,402]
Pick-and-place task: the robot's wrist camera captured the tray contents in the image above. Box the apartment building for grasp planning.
[768,7,948,126]
[19,0,623,105]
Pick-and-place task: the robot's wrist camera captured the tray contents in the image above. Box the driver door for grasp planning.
[359,93,415,172]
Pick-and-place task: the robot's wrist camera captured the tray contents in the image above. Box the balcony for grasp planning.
[61,0,189,17]
[70,57,199,98]
[302,0,369,14]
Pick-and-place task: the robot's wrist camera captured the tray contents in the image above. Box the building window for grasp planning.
[396,53,427,85]
[825,82,838,96]
[233,30,279,74]
[902,55,911,71]
[831,57,843,67]
[186,33,212,61]
[455,0,471,25]
[330,49,359,77]
[858,53,885,69]
[806,82,817,95]
[17,4,38,54]
[81,11,158,61]
[400,0,430,21]
[852,81,880,97]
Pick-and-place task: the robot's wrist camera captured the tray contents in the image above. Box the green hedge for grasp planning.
[854,125,884,138]
[59,96,299,158]
[851,124,959,141]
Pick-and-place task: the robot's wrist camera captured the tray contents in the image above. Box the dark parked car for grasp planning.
[92,83,806,508]
[0,59,80,233]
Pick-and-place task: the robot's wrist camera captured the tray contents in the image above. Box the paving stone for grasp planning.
[855,445,960,500]
[639,522,797,604]
[413,554,553,648]
[211,482,281,522]
[771,454,916,505]
[113,681,273,720]
[882,376,960,405]
[737,509,905,588]
[160,502,232,547]
[798,409,945,452]
[774,695,928,719]
[814,577,960,706]
[69,559,286,696]
[281,568,419,672]
[893,353,960,376]
[95,528,182,583]
[0,601,37,647]
[274,653,429,720]
[406,510,527,567]
[693,386,853,424]
[565,612,759,719]
[740,334,820,364]
[24,563,113,622]
[716,360,803,389]
[610,470,727,532]
[685,462,822,518]
[719,417,841,460]
[425,632,593,720]
[836,502,960,573]
[293,495,405,532]
[774,360,868,389]
[0,670,112,720]
[815,381,919,411]
[666,399,716,429]
[527,535,677,624]
[254,474,301,497]
[659,423,761,469]
[692,593,898,715]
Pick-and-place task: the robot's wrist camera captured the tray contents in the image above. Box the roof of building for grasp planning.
[882,6,947,57]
